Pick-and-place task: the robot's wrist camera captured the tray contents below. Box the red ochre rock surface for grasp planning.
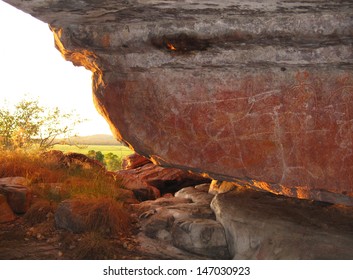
[4,0,353,204]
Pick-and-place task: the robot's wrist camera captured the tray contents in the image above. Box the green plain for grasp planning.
[53,144,134,158]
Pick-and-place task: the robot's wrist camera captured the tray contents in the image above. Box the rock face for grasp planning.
[4,0,353,203]
[211,187,353,259]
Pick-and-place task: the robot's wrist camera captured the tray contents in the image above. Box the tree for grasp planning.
[0,97,84,150]
[95,151,104,163]
[87,150,105,163]
[104,152,121,171]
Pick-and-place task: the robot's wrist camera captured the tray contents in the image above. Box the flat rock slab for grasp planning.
[211,187,353,259]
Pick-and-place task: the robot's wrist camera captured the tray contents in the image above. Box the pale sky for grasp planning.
[0,1,112,136]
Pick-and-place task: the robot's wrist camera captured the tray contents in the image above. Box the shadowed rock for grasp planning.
[115,163,210,200]
[135,185,230,259]
[211,186,353,259]
[0,177,33,214]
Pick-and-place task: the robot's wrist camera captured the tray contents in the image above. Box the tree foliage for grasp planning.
[87,150,105,163]
[87,150,122,171]
[0,97,84,150]
[104,152,122,171]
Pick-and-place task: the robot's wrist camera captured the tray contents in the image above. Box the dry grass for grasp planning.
[70,197,132,236]
[0,149,136,259]
[72,232,118,260]
[0,149,124,202]
[24,200,57,226]
[0,149,66,183]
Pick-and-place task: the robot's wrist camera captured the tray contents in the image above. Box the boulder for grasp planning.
[172,218,229,259]
[64,152,105,171]
[41,150,68,167]
[0,178,33,214]
[4,0,353,204]
[55,198,130,235]
[115,163,210,200]
[211,187,353,259]
[121,153,151,170]
[55,200,86,233]
[0,194,16,223]
[175,185,214,205]
[135,185,230,259]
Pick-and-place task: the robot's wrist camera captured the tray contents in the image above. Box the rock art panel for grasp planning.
[3,0,353,203]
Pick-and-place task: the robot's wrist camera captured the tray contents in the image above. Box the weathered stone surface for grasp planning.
[122,153,151,170]
[4,0,353,203]
[209,179,353,206]
[115,163,210,200]
[175,185,214,205]
[55,200,87,233]
[0,178,33,214]
[135,185,229,259]
[172,218,229,259]
[0,194,16,223]
[211,187,353,259]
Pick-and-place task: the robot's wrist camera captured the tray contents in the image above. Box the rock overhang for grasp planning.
[4,0,353,204]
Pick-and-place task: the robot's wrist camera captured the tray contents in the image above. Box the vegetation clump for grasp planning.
[0,149,136,259]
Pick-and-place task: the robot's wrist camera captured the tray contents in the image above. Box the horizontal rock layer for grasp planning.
[4,0,353,203]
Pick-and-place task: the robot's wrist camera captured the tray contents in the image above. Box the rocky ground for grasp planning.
[1,152,353,260]
[0,215,154,260]
[0,151,210,260]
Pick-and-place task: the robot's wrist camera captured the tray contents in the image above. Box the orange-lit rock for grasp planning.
[115,163,210,201]
[0,178,32,214]
[121,153,151,170]
[4,0,353,204]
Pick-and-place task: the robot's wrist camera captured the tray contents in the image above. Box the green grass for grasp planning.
[53,144,133,158]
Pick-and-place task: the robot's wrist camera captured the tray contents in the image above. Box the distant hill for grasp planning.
[57,134,122,145]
